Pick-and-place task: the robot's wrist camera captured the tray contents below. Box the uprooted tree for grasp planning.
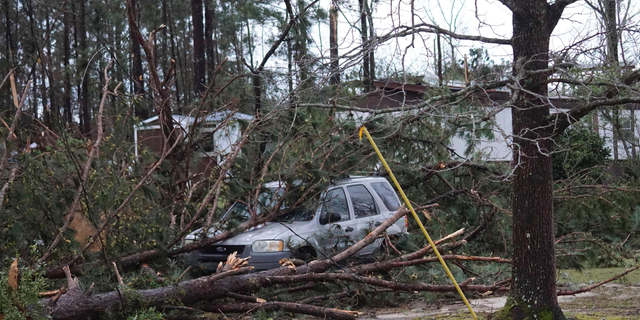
[2,0,640,319]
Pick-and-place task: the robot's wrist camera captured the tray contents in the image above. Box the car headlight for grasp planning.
[251,240,284,252]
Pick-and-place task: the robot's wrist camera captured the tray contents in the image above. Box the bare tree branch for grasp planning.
[379,23,512,45]
[548,0,581,31]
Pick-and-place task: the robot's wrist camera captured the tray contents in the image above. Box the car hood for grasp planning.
[186,221,310,246]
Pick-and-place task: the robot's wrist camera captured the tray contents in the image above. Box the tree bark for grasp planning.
[166,3,182,107]
[365,0,375,82]
[3,0,15,68]
[329,2,339,85]
[78,0,90,135]
[63,7,72,126]
[44,12,56,125]
[204,0,216,82]
[495,1,574,319]
[358,0,370,91]
[436,33,443,86]
[130,0,146,119]
[604,0,618,67]
[192,0,206,96]
[40,55,48,123]
[126,0,175,147]
[202,302,356,320]
[604,0,621,159]
[293,1,310,89]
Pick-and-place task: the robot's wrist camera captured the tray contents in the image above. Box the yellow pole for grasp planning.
[359,126,478,320]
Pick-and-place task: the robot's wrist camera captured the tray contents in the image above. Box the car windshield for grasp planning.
[223,202,251,224]
[221,187,284,224]
[222,187,316,224]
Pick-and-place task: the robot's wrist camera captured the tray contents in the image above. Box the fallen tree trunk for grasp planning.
[43,267,255,319]
[201,301,358,320]
[44,256,509,320]
[262,272,510,294]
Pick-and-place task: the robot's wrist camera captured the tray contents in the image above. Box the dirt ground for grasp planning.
[358,284,640,320]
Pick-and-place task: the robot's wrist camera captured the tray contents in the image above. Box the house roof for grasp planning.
[372,80,428,94]
[358,79,632,111]
[135,111,253,128]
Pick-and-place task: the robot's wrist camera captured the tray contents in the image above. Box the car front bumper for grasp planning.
[183,244,293,271]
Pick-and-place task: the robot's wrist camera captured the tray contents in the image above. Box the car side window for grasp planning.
[347,185,379,218]
[371,182,400,211]
[320,188,350,225]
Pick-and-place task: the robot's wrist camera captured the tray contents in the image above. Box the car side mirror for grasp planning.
[320,211,342,225]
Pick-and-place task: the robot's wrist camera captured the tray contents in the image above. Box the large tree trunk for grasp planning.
[44,12,56,126]
[604,0,621,159]
[126,0,175,147]
[604,0,618,67]
[329,2,339,85]
[192,0,206,96]
[365,0,375,83]
[166,3,182,107]
[130,0,146,119]
[496,1,569,319]
[293,1,309,89]
[78,0,90,135]
[204,0,216,83]
[63,7,72,126]
[358,0,370,91]
[3,0,15,69]
[40,54,48,123]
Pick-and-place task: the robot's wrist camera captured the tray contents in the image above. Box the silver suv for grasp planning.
[184,176,407,271]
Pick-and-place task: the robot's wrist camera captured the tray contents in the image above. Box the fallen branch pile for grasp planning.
[30,205,640,319]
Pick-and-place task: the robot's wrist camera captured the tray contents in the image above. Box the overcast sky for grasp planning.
[311,0,638,78]
[254,0,638,91]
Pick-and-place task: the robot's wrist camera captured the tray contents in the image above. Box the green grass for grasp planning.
[557,266,640,284]
[414,314,640,320]
[411,312,492,320]
[567,314,640,320]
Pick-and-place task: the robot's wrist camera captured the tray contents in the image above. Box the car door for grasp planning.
[345,184,383,255]
[370,181,405,234]
[316,187,358,256]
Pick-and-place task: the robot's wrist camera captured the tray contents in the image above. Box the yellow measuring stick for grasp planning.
[359,126,478,320]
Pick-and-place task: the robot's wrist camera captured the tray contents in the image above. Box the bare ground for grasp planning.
[358,284,640,320]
